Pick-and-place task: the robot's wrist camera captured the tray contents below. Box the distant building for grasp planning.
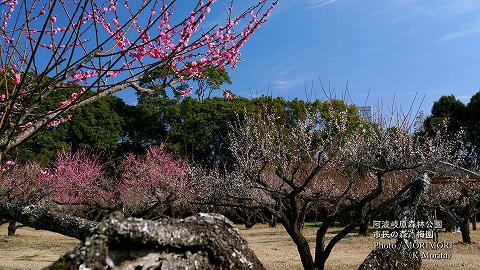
[358,106,372,122]
[429,161,480,185]
[414,111,426,132]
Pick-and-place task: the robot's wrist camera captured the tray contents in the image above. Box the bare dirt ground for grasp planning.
[0,225,78,270]
[0,223,479,269]
[240,224,480,270]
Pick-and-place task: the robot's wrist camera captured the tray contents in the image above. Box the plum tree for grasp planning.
[0,0,278,161]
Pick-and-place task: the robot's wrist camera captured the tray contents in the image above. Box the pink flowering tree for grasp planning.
[118,144,192,219]
[0,160,48,204]
[0,149,114,231]
[40,146,192,220]
[44,145,192,220]
[0,159,50,234]
[1,144,193,236]
[44,149,115,218]
[0,0,277,161]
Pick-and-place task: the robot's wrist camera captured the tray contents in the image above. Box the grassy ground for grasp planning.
[0,226,78,270]
[241,224,480,270]
[0,223,479,269]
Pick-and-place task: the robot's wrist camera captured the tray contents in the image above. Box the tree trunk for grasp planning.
[445,221,455,232]
[433,209,439,242]
[1,202,266,269]
[245,215,256,229]
[0,203,95,240]
[47,212,265,270]
[460,219,471,244]
[269,214,277,228]
[472,215,477,231]
[7,221,16,236]
[285,225,316,270]
[315,254,327,270]
[358,220,369,236]
[358,172,430,270]
[314,225,328,270]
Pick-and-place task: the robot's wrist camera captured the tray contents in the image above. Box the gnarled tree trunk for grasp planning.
[7,221,16,236]
[0,202,264,269]
[472,215,477,231]
[47,212,265,270]
[358,220,369,236]
[358,172,431,270]
[0,203,94,239]
[460,219,471,244]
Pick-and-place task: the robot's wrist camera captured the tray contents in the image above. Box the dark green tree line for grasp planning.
[423,91,480,158]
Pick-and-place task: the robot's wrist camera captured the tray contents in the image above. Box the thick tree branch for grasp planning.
[0,202,95,239]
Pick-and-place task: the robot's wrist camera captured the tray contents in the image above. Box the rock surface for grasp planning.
[46,212,265,270]
[357,248,421,270]
[357,172,431,270]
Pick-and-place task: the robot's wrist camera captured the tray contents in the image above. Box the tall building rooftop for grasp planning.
[358,106,372,122]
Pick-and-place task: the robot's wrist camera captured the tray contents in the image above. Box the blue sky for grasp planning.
[228,0,480,114]
[117,0,480,115]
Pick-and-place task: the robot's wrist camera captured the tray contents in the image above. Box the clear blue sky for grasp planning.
[117,0,480,115]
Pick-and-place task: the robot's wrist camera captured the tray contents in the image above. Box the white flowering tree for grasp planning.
[195,101,457,270]
[421,139,480,244]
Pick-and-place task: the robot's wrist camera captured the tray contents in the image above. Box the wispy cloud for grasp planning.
[272,78,309,90]
[397,0,480,15]
[435,21,480,43]
[441,0,480,15]
[305,0,341,10]
[273,80,293,89]
[271,74,306,91]
[374,0,480,23]
[272,61,303,78]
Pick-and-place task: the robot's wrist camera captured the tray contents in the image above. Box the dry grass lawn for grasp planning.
[0,225,78,270]
[241,224,480,270]
[0,223,479,269]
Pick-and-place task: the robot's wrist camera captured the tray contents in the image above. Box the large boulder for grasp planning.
[357,248,421,270]
[357,172,432,270]
[46,212,264,270]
